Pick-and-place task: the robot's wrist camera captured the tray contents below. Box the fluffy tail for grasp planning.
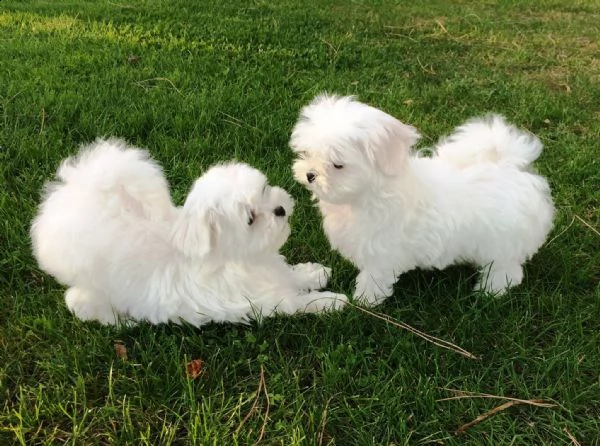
[434,114,543,169]
[31,138,175,284]
[53,138,174,221]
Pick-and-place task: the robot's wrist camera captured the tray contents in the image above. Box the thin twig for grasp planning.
[416,56,436,74]
[253,365,270,446]
[440,388,556,434]
[456,400,517,433]
[108,1,137,9]
[218,111,263,134]
[319,38,339,57]
[563,426,581,446]
[317,397,333,446]
[39,108,45,134]
[438,388,556,407]
[235,371,263,435]
[574,214,600,238]
[235,365,270,444]
[346,301,479,359]
[434,19,448,34]
[134,77,182,94]
[546,215,575,246]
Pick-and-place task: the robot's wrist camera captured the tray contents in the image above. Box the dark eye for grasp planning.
[248,210,255,226]
[333,163,344,169]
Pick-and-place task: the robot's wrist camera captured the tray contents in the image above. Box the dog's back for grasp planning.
[434,114,543,170]
[31,139,175,286]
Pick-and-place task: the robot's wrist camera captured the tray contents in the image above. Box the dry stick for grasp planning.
[456,400,520,434]
[546,215,575,246]
[134,77,182,94]
[574,214,600,238]
[438,388,556,435]
[317,397,333,446]
[434,19,449,34]
[563,426,582,446]
[40,108,45,134]
[235,368,264,436]
[346,301,479,359]
[438,388,556,407]
[253,365,270,446]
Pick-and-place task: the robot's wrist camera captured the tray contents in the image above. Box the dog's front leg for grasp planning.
[271,289,348,315]
[292,290,348,313]
[354,269,396,306]
[289,262,332,291]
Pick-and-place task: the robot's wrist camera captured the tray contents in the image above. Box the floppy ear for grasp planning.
[170,208,214,258]
[367,118,420,175]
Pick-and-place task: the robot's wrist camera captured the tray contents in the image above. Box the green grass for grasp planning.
[1,0,599,444]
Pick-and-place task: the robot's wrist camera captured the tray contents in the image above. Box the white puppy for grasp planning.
[291,94,554,305]
[31,139,347,325]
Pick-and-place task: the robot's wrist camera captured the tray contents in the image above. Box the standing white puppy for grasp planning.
[31,139,347,325]
[290,94,554,305]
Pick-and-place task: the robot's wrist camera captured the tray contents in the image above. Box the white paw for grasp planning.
[354,271,393,307]
[65,287,118,325]
[476,263,523,296]
[304,291,348,313]
[293,262,332,290]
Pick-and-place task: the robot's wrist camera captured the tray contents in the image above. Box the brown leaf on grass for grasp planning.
[114,342,128,360]
[127,54,141,64]
[186,359,205,380]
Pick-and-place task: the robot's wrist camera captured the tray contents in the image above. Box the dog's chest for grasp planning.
[319,203,366,260]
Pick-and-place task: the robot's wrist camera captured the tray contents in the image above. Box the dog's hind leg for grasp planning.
[65,287,119,324]
[477,261,524,295]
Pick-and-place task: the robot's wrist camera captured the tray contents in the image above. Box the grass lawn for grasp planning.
[1,0,599,444]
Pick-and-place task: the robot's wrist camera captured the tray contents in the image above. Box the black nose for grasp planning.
[274,206,286,217]
[306,172,316,183]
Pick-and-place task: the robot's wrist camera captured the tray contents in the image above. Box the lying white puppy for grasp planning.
[31,139,347,325]
[291,94,555,305]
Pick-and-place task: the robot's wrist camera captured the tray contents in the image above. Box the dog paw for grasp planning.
[476,262,523,296]
[354,272,393,307]
[292,262,332,290]
[65,287,119,325]
[303,291,348,313]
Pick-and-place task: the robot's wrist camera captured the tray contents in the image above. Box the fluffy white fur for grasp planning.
[31,138,347,325]
[291,94,555,306]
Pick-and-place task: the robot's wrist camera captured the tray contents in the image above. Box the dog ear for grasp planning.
[367,118,420,175]
[171,208,214,258]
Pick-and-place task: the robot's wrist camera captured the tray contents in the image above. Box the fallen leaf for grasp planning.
[114,342,128,360]
[186,359,205,380]
[127,54,141,64]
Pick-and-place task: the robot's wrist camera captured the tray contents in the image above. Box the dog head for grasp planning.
[171,162,294,260]
[290,94,420,204]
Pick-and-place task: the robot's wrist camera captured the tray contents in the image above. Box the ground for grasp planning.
[1,0,599,444]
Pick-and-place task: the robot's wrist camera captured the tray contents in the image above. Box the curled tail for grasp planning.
[53,138,174,221]
[31,138,175,284]
[434,114,543,169]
